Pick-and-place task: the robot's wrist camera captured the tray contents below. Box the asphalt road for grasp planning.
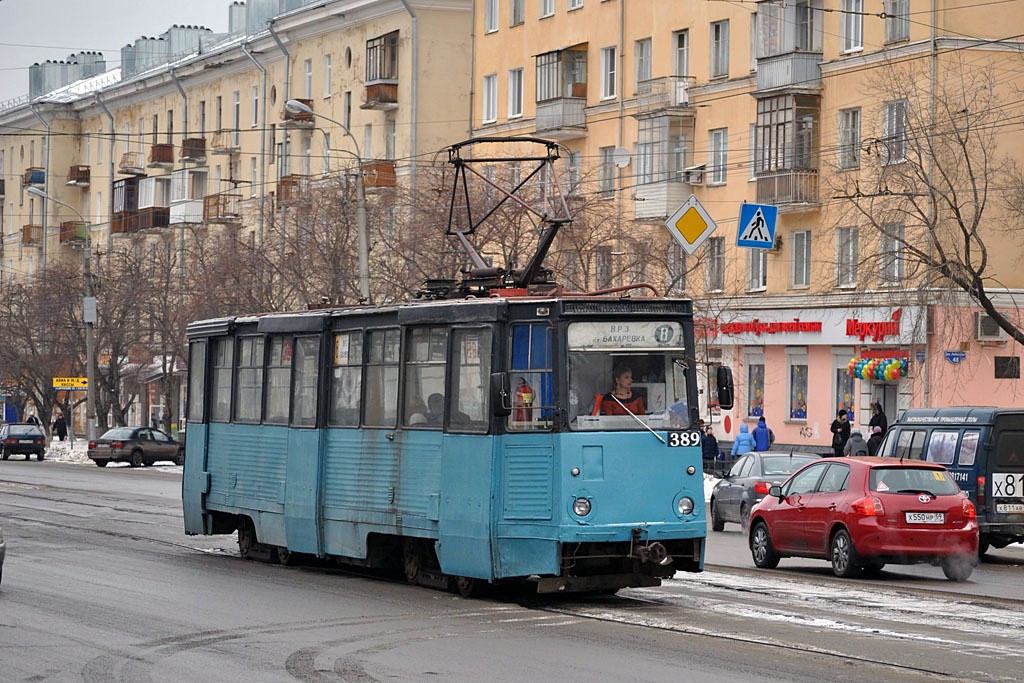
[1,462,1022,682]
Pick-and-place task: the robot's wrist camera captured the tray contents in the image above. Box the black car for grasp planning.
[87,427,184,467]
[0,423,47,461]
[710,451,821,531]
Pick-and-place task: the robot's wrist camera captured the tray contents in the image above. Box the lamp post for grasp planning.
[26,187,96,440]
[284,99,370,303]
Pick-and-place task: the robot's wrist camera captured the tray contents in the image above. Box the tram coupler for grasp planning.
[630,528,674,567]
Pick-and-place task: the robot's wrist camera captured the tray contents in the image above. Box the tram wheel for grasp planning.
[275,546,295,566]
[454,576,479,598]
[403,540,422,583]
[237,518,258,560]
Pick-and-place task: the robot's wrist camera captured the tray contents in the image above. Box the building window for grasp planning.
[232,91,240,147]
[795,0,819,50]
[710,20,730,78]
[343,91,352,130]
[250,157,257,196]
[749,12,758,71]
[749,123,759,180]
[385,119,395,160]
[600,46,617,99]
[566,151,580,195]
[635,38,652,89]
[666,243,686,295]
[366,31,399,82]
[709,128,728,185]
[792,230,810,287]
[755,94,819,172]
[540,0,554,17]
[837,226,858,287]
[536,49,587,102]
[511,0,524,26]
[885,0,910,42]
[882,99,908,165]
[303,59,313,98]
[839,107,860,169]
[842,0,863,52]
[251,86,259,127]
[788,352,808,419]
[482,74,498,123]
[880,223,904,285]
[485,0,498,32]
[595,247,613,289]
[324,54,332,97]
[636,140,654,185]
[748,249,767,291]
[747,358,765,418]
[835,359,856,417]
[508,68,523,118]
[705,236,725,291]
[995,357,1021,379]
[598,146,615,196]
[569,0,582,9]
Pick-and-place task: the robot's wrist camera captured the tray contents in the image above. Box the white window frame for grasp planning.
[747,249,767,291]
[842,0,863,53]
[303,59,313,98]
[786,348,809,421]
[885,0,910,42]
[635,38,652,89]
[510,0,525,26]
[598,146,615,196]
[569,0,583,9]
[508,68,523,118]
[710,20,730,78]
[540,0,554,17]
[882,99,908,165]
[705,236,725,291]
[839,108,861,169]
[250,157,258,196]
[485,0,499,32]
[600,47,617,99]
[709,128,728,185]
[637,140,654,184]
[791,230,811,288]
[880,223,905,285]
[837,226,858,287]
[324,54,332,97]
[482,73,498,124]
[252,86,259,127]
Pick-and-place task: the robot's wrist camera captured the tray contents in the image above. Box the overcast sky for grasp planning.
[0,0,240,102]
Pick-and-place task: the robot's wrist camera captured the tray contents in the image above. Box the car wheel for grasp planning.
[96,460,108,467]
[942,556,974,582]
[740,503,750,532]
[830,529,862,578]
[750,521,780,569]
[710,499,725,532]
[175,449,185,466]
[129,450,144,468]
[1,448,9,461]
[36,451,44,461]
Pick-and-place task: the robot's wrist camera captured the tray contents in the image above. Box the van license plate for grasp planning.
[905,512,944,524]
[996,503,1024,514]
[992,472,1024,499]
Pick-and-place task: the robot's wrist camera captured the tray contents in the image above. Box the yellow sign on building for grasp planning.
[53,377,88,389]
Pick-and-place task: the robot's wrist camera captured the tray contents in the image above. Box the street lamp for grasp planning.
[284,99,370,303]
[26,186,97,440]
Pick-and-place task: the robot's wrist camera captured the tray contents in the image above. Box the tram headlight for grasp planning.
[677,497,695,515]
[572,497,592,517]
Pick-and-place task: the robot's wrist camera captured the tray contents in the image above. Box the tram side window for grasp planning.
[265,336,293,425]
[210,337,234,422]
[235,336,265,423]
[365,328,400,427]
[450,328,492,433]
[291,336,320,427]
[893,429,927,460]
[509,323,553,431]
[404,326,448,429]
[187,340,207,424]
[330,331,362,427]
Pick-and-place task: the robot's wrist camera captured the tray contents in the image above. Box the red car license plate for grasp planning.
[905,512,944,524]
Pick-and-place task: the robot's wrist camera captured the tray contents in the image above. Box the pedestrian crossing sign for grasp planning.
[736,203,779,249]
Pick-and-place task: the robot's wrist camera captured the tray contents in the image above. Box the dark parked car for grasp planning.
[748,457,978,581]
[0,423,47,461]
[710,451,821,531]
[88,427,184,467]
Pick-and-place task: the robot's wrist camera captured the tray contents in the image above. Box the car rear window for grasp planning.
[761,455,819,476]
[870,467,961,496]
[102,428,136,440]
[8,425,43,437]
[993,430,1024,469]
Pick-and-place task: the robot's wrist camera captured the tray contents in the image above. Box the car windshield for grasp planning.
[870,466,961,496]
[7,425,43,437]
[761,454,819,476]
[566,321,690,432]
[100,428,137,440]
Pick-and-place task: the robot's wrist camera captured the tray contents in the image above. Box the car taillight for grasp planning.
[3,438,15,444]
[88,441,96,449]
[962,498,977,520]
[112,441,124,449]
[851,496,885,516]
[754,481,770,495]
[976,476,986,507]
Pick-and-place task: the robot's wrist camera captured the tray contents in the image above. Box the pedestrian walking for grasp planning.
[830,409,851,458]
[869,401,888,434]
[867,425,884,456]
[26,414,40,426]
[751,416,775,451]
[731,424,756,456]
[52,415,68,442]
[844,430,870,456]
[701,426,720,461]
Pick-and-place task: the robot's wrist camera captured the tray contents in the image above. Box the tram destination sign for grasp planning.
[568,321,683,349]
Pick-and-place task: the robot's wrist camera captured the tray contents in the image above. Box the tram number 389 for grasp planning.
[667,431,702,447]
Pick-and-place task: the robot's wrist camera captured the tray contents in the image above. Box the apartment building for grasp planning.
[470,0,1024,447]
[0,0,473,429]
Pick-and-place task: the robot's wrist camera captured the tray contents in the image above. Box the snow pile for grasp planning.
[45,439,91,464]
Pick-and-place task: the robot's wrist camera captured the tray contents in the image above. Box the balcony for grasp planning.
[23,168,45,186]
[282,97,314,128]
[22,224,43,245]
[148,143,175,169]
[111,212,140,235]
[203,191,242,224]
[362,160,396,189]
[60,220,88,244]
[362,82,398,111]
[755,169,819,208]
[210,129,240,155]
[277,174,310,205]
[66,165,91,187]
[119,151,146,175]
[635,75,696,114]
[756,51,822,94]
[535,96,587,141]
[633,177,693,220]
[181,137,207,163]
[141,207,171,230]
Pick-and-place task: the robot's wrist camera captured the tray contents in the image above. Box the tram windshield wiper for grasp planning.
[607,394,666,444]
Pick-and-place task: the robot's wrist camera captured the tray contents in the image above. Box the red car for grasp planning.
[748,457,978,581]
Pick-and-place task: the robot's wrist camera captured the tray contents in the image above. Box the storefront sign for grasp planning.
[704,306,925,346]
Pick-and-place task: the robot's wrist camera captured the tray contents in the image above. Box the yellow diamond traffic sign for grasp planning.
[664,195,717,255]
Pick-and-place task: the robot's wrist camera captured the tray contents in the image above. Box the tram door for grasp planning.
[284,336,324,555]
[182,340,209,534]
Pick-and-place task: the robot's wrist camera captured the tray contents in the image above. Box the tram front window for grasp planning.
[566,321,691,431]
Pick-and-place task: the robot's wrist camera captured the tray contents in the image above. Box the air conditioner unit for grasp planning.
[975,312,1006,341]
[683,164,705,185]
